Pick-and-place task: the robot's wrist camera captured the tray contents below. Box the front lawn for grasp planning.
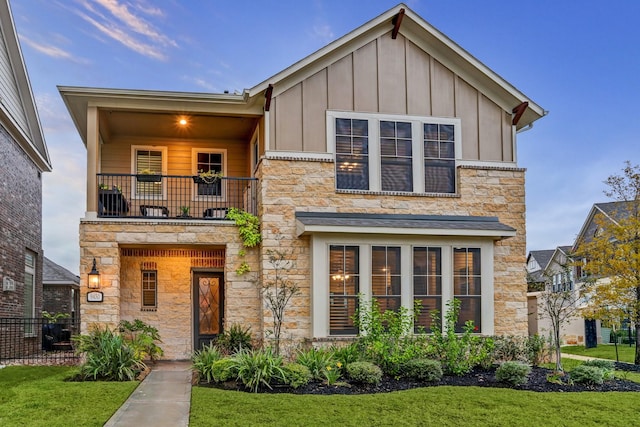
[0,366,138,427]
[562,344,636,363]
[190,385,640,427]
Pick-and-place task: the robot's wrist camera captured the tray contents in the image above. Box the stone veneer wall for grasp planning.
[79,220,260,359]
[257,158,528,339]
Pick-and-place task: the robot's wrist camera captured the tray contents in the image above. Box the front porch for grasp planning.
[79,221,262,360]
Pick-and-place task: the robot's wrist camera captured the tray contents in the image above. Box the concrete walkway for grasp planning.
[104,361,192,427]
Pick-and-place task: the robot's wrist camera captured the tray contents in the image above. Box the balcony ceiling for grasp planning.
[100,110,259,142]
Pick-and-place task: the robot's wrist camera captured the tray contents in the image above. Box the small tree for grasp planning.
[262,249,300,356]
[538,263,581,372]
[575,161,640,364]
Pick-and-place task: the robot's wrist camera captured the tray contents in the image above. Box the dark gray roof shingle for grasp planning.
[43,257,79,286]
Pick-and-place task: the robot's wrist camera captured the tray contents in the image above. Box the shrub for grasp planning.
[191,343,223,383]
[570,365,604,385]
[354,299,427,376]
[295,347,335,381]
[495,361,531,386]
[217,324,253,354]
[582,359,615,378]
[331,343,361,367]
[74,326,145,381]
[428,299,486,375]
[526,334,547,366]
[346,361,383,385]
[211,358,237,382]
[118,319,164,362]
[401,358,443,382]
[283,363,312,389]
[234,348,286,392]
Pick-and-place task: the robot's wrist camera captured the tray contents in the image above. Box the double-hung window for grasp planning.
[453,248,482,332]
[371,246,402,312]
[330,111,459,194]
[413,247,442,332]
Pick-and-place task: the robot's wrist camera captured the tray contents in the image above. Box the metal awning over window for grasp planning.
[295,212,516,239]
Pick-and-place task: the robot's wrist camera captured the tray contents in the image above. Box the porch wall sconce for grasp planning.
[88,258,101,289]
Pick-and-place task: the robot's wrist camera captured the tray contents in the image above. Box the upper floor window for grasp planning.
[193,149,226,199]
[329,111,460,194]
[132,146,167,199]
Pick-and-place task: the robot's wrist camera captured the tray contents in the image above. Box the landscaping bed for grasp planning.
[199,365,640,394]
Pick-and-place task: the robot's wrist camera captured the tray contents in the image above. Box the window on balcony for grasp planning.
[329,111,460,194]
[132,146,167,199]
[193,149,226,199]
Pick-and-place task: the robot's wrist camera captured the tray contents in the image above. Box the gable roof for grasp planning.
[0,0,51,172]
[249,3,545,131]
[527,249,554,272]
[572,201,637,250]
[43,257,79,288]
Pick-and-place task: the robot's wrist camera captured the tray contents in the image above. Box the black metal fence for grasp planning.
[0,318,80,365]
[97,174,258,219]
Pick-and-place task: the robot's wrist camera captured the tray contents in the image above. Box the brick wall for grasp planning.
[0,124,43,318]
[43,286,75,316]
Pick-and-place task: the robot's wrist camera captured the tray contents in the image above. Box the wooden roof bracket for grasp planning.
[512,101,528,126]
[391,8,405,39]
[264,84,274,112]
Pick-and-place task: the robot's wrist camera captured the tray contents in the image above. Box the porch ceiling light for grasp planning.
[88,258,101,289]
[178,117,188,126]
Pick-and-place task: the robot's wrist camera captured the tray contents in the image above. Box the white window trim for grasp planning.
[24,250,36,336]
[131,145,168,201]
[327,110,462,194]
[311,234,494,338]
[192,148,227,202]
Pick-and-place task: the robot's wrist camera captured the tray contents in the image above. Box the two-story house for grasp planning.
[527,246,600,345]
[60,4,545,359]
[0,0,52,356]
[0,2,52,310]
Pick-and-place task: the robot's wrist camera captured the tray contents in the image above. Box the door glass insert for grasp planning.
[198,277,220,335]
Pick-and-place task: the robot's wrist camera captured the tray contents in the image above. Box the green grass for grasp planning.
[0,366,138,427]
[190,385,640,427]
[562,344,636,363]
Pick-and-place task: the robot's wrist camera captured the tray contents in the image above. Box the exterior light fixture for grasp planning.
[179,117,188,126]
[88,258,101,289]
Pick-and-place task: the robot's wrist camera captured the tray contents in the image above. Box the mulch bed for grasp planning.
[200,365,640,394]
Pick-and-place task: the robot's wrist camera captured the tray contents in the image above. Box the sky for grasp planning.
[8,0,640,274]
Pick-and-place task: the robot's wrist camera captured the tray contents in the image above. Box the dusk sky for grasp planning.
[9,0,640,274]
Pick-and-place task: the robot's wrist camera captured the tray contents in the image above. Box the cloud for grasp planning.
[18,35,90,64]
[310,24,334,42]
[70,0,177,61]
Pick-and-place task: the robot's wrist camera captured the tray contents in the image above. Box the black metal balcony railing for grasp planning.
[97,174,257,219]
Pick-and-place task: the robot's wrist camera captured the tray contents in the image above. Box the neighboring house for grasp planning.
[571,200,637,344]
[527,246,600,345]
[0,0,51,318]
[59,4,545,359]
[43,257,80,324]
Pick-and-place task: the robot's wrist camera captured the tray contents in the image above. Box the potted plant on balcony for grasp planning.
[179,206,191,218]
[136,168,162,182]
[193,169,223,184]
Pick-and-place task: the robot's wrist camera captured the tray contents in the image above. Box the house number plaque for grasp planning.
[87,291,104,302]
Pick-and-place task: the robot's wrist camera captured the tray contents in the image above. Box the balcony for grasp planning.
[96,174,257,219]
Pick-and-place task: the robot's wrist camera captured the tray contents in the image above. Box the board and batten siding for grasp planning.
[269,33,513,162]
[0,29,29,136]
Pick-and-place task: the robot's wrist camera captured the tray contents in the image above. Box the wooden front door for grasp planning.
[193,272,224,350]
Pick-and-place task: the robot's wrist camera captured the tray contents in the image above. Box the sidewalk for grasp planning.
[104,361,192,427]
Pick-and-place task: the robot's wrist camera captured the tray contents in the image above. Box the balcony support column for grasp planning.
[86,106,99,215]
